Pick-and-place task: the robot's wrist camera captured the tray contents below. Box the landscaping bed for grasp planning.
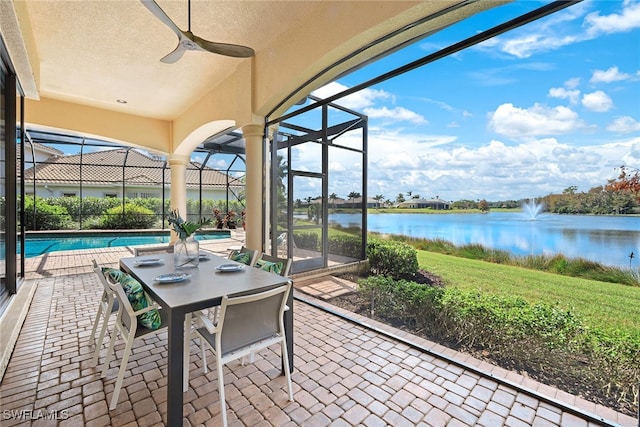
[328,268,638,417]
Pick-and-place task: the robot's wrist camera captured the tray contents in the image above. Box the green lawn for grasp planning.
[418,251,640,336]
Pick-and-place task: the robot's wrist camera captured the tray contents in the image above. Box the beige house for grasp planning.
[398,197,451,210]
[22,147,241,201]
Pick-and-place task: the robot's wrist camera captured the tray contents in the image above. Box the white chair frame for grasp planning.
[256,253,292,277]
[89,260,119,367]
[185,283,294,426]
[94,264,166,410]
[227,245,260,266]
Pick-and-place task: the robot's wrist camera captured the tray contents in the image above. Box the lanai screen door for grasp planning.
[268,96,367,274]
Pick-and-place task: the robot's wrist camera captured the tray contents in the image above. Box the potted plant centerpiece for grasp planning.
[167,209,209,269]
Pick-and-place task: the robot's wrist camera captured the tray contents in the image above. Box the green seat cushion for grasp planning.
[255,259,284,275]
[102,268,162,330]
[229,250,252,265]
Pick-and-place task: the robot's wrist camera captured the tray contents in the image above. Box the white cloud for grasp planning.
[581,90,613,112]
[590,66,632,83]
[490,1,640,59]
[548,87,580,104]
[312,82,391,110]
[488,103,585,138]
[606,116,640,133]
[584,0,640,35]
[312,82,425,125]
[363,106,426,124]
[501,33,580,59]
[362,133,639,201]
[565,77,581,89]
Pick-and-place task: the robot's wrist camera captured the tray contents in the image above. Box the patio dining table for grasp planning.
[120,252,293,427]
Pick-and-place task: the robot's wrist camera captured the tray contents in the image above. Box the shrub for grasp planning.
[366,238,418,279]
[23,196,72,230]
[100,203,156,229]
[328,235,363,258]
[356,274,640,413]
[293,232,319,251]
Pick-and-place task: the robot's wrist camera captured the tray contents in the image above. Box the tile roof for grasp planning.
[23,148,241,189]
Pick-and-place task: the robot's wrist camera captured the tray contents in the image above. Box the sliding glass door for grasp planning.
[1,47,21,316]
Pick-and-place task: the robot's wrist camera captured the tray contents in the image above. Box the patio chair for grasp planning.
[195,246,260,325]
[255,253,292,277]
[275,232,295,257]
[134,244,174,256]
[185,283,294,427]
[92,261,167,410]
[89,260,119,367]
[227,246,259,267]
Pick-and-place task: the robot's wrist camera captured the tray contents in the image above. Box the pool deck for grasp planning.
[1,230,638,426]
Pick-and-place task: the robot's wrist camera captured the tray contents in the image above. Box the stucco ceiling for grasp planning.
[23,0,324,120]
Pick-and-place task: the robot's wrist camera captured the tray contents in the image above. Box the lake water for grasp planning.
[329,212,640,268]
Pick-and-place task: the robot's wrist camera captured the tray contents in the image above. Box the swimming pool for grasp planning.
[19,230,231,258]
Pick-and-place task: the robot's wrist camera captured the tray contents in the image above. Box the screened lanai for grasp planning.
[20,127,247,226]
[16,103,370,277]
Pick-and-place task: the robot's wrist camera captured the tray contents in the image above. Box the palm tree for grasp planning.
[329,192,338,208]
[373,194,384,208]
[275,154,288,193]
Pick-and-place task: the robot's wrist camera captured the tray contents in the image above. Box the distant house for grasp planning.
[398,198,450,210]
[311,196,381,208]
[338,197,381,209]
[21,142,65,163]
[22,148,242,201]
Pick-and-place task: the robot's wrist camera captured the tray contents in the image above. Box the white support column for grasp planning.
[242,124,265,251]
[167,154,190,242]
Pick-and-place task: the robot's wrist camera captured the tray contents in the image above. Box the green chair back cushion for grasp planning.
[255,259,284,275]
[229,250,252,265]
[102,268,162,330]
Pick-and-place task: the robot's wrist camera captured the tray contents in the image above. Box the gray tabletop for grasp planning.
[120,252,290,312]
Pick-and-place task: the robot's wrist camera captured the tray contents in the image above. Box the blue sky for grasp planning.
[307,0,640,202]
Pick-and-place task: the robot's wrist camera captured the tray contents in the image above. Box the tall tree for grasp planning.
[329,192,338,208]
[275,154,288,192]
[606,166,640,201]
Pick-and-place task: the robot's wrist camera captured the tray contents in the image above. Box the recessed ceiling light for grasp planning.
[116,99,127,104]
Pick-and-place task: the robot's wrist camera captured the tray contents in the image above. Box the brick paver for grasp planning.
[0,243,638,426]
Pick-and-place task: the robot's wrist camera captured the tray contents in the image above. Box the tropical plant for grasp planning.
[167,209,209,240]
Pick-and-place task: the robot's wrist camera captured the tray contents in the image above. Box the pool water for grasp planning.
[20,232,230,258]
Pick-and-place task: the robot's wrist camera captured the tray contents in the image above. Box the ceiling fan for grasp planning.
[140,0,255,63]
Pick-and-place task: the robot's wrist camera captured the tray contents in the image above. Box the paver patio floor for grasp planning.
[0,237,637,426]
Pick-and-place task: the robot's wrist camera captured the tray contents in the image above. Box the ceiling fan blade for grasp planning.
[140,0,183,40]
[160,45,188,64]
[193,35,255,58]
[141,0,255,62]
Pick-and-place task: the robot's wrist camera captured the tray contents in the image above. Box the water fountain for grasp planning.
[522,198,544,220]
